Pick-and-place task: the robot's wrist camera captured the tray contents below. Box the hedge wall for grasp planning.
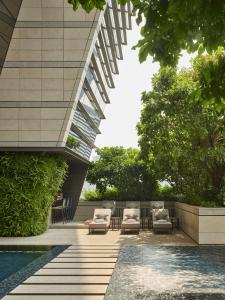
[0,153,68,237]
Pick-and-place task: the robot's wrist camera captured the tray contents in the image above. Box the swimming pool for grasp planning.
[0,245,67,298]
[105,245,225,300]
[0,246,47,282]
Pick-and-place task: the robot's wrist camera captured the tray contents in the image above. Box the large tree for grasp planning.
[68,0,225,110]
[68,0,225,66]
[86,147,157,200]
[137,62,225,205]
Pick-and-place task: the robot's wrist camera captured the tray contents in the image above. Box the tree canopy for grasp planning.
[86,146,157,200]
[137,64,225,206]
[68,0,225,66]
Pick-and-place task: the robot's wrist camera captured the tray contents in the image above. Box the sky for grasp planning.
[92,20,195,157]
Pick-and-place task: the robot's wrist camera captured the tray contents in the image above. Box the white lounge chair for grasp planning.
[89,208,111,234]
[121,208,140,233]
[152,208,172,233]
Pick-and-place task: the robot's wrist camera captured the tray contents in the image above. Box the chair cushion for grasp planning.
[156,219,168,223]
[94,218,105,223]
[95,214,108,220]
[125,218,137,223]
[125,214,139,221]
[155,209,168,220]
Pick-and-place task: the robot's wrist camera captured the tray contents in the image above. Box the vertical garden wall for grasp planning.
[0,153,68,237]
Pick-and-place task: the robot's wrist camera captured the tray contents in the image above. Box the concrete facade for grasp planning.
[0,0,132,207]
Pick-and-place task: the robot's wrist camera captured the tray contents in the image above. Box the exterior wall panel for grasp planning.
[0,0,132,205]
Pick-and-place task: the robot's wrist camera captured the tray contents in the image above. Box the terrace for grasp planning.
[0,0,224,299]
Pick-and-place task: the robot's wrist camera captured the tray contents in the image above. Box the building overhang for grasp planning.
[0,146,90,166]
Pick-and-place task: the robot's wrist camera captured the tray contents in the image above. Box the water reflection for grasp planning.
[105,246,225,300]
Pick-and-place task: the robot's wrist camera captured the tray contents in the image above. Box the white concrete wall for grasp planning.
[175,202,225,245]
[74,201,102,221]
[175,202,199,243]
[198,207,225,244]
[75,201,176,222]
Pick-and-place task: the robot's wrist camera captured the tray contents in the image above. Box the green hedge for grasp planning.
[82,186,180,202]
[0,153,68,237]
[82,188,120,201]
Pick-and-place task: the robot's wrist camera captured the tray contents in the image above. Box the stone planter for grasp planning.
[175,202,225,245]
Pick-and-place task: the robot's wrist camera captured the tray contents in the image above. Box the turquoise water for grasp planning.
[0,247,46,282]
[105,246,225,300]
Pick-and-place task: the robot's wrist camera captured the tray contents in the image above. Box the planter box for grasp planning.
[175,202,225,245]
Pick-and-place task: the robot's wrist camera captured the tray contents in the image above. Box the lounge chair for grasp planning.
[89,208,111,234]
[152,208,172,233]
[121,208,140,233]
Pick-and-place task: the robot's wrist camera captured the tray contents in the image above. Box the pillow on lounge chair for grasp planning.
[155,209,168,220]
[95,214,108,220]
[125,214,139,221]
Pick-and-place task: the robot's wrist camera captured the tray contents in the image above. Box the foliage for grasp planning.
[86,147,157,200]
[153,185,178,202]
[193,49,225,111]
[68,0,225,66]
[66,135,80,149]
[82,187,120,201]
[137,64,225,206]
[0,153,68,237]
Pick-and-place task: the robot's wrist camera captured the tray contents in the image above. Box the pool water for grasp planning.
[0,246,66,298]
[105,246,225,300]
[0,249,45,282]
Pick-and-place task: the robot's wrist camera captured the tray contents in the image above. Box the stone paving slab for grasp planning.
[3,296,104,300]
[67,247,120,251]
[68,245,120,248]
[10,284,107,295]
[35,268,114,276]
[58,253,118,258]
[24,275,111,284]
[64,249,119,253]
[51,257,117,263]
[44,262,116,269]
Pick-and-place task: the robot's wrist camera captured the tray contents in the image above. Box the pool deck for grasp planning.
[0,229,196,300]
[0,228,196,246]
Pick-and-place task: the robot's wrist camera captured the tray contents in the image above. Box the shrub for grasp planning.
[82,188,120,201]
[0,153,68,237]
[153,185,178,202]
[82,189,100,201]
[66,136,80,149]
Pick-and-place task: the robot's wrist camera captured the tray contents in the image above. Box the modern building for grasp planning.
[0,0,132,216]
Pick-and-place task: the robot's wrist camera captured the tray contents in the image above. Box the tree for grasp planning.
[86,146,157,200]
[193,48,225,111]
[137,65,225,205]
[68,0,225,66]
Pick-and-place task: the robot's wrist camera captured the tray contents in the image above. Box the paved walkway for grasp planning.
[2,244,120,300]
[0,229,196,246]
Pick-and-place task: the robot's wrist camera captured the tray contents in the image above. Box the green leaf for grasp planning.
[139,43,149,63]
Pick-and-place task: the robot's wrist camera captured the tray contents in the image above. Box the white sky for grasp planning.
[92,20,195,156]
